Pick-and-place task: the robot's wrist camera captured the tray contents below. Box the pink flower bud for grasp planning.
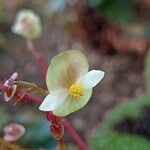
[3,123,25,142]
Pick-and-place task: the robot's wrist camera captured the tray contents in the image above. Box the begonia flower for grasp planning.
[39,50,105,116]
[12,9,42,39]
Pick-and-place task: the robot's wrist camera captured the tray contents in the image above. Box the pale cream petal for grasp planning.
[79,70,104,89]
[53,89,92,116]
[46,50,89,91]
[39,89,68,111]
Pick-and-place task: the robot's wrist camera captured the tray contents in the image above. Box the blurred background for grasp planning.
[0,0,150,149]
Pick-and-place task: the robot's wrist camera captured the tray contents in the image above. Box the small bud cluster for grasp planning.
[1,72,32,104]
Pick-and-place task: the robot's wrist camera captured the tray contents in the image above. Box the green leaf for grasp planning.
[15,106,56,149]
[0,34,6,46]
[88,0,134,25]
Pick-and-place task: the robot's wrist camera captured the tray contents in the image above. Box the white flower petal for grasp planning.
[79,70,105,89]
[39,89,68,111]
[53,89,92,117]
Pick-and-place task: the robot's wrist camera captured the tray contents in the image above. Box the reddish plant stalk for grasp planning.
[62,119,88,150]
[26,39,47,80]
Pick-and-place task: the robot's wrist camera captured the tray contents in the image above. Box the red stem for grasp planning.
[26,40,47,80]
[62,119,88,150]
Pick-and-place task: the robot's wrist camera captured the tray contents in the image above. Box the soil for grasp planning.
[115,106,150,139]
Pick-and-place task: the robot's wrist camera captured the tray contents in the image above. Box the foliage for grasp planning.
[0,9,5,22]
[0,9,6,47]
[145,50,150,94]
[86,0,135,25]
[0,34,6,46]
[0,105,56,149]
[91,96,150,150]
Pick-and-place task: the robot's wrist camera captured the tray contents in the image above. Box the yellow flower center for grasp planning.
[69,83,84,99]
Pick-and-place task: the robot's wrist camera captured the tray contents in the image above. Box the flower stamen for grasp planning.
[69,83,84,99]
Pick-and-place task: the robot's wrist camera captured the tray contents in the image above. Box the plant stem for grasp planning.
[62,119,88,150]
[15,80,48,96]
[26,39,47,80]
[25,40,88,149]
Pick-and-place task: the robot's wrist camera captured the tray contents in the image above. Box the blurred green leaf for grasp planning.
[86,0,135,25]
[0,9,6,22]
[0,106,11,130]
[0,105,56,149]
[0,34,6,46]
[145,50,150,94]
[15,106,56,149]
[91,96,150,150]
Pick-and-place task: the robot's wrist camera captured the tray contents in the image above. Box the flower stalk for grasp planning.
[62,119,88,150]
[15,80,48,96]
[26,39,47,80]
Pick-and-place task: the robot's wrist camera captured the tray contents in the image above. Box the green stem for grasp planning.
[15,81,48,96]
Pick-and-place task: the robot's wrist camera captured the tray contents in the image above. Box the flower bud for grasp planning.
[3,123,25,142]
[12,9,42,39]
